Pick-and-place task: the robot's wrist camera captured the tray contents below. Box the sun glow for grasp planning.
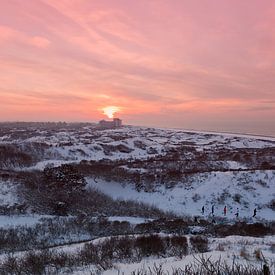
[102,106,120,119]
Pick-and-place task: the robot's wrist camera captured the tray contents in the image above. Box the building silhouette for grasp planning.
[98,118,122,129]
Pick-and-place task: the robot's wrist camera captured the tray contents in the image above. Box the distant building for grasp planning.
[113,118,122,127]
[98,118,122,129]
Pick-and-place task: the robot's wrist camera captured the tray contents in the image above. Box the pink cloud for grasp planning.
[0,25,18,41]
[0,0,274,135]
[0,25,50,49]
[29,36,51,48]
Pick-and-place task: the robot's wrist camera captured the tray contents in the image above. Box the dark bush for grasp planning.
[170,235,188,257]
[0,255,21,275]
[80,243,100,265]
[134,218,188,235]
[212,222,273,237]
[114,237,134,259]
[19,251,47,275]
[268,199,275,211]
[100,238,115,261]
[135,235,165,257]
[190,235,208,253]
[0,145,33,169]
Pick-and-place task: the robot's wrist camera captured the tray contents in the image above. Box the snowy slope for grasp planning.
[0,214,53,228]
[53,235,275,275]
[0,180,19,206]
[0,125,275,169]
[87,169,275,220]
[0,124,274,220]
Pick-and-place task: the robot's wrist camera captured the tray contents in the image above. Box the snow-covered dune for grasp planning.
[0,124,274,220]
[1,126,275,169]
[87,169,275,220]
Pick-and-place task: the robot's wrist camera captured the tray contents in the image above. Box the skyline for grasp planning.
[0,0,275,136]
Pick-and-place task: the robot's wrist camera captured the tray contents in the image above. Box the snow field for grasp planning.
[86,169,275,220]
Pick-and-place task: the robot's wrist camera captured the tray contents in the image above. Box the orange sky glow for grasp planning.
[102,106,120,119]
[0,0,275,136]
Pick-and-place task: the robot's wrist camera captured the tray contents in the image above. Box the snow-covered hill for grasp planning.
[0,123,274,220]
[87,170,274,220]
[0,125,274,169]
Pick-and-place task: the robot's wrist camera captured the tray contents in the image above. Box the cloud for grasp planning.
[0,25,18,41]
[29,36,51,48]
[0,25,50,49]
[0,0,275,135]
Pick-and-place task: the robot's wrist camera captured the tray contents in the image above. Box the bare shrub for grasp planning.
[190,235,208,253]
[192,193,201,202]
[0,255,21,275]
[0,237,271,275]
[256,179,267,187]
[240,247,249,260]
[80,243,100,265]
[135,235,165,257]
[254,248,262,261]
[19,251,46,275]
[268,199,275,211]
[216,243,225,251]
[233,193,242,203]
[212,222,273,237]
[130,255,268,275]
[114,236,134,259]
[169,235,188,257]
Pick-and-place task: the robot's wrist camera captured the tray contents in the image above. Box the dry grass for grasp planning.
[240,247,250,260]
[254,248,262,261]
[216,243,225,251]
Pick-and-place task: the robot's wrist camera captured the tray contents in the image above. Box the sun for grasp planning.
[102,106,120,119]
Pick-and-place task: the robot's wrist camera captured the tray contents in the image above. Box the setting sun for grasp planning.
[102,106,120,119]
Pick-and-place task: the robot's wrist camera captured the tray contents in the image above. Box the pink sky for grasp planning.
[0,0,275,135]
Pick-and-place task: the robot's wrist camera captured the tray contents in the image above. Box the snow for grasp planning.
[22,160,77,171]
[2,126,275,171]
[102,250,274,275]
[0,228,273,274]
[87,170,275,220]
[56,235,275,274]
[226,160,247,169]
[0,214,53,228]
[0,181,19,206]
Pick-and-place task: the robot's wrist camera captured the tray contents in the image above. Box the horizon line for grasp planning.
[0,120,275,140]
